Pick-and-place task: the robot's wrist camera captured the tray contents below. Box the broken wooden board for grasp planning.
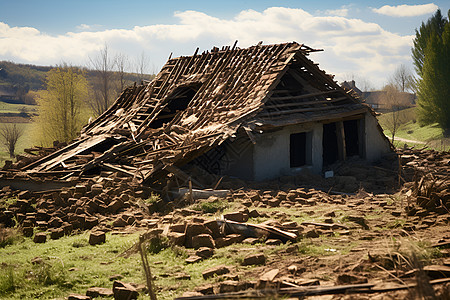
[217,219,297,242]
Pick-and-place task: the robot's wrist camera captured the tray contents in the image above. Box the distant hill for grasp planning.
[0,61,50,90]
[0,61,154,105]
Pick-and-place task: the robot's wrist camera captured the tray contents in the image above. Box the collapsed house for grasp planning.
[18,42,392,189]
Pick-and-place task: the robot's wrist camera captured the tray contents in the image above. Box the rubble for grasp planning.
[1,142,450,299]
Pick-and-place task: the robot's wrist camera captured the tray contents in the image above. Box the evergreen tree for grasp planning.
[412,9,448,77]
[416,21,450,131]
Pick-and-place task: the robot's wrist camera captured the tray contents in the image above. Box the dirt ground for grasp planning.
[1,147,449,299]
[147,147,450,299]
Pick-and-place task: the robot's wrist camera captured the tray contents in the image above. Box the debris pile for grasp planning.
[400,148,450,211]
[0,173,155,239]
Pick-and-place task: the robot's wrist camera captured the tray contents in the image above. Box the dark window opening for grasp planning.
[322,123,338,166]
[149,85,199,129]
[290,132,307,167]
[344,119,360,157]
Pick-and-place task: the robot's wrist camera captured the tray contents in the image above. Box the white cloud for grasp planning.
[0,7,416,89]
[75,24,104,31]
[372,3,438,17]
[324,8,349,17]
[76,24,92,30]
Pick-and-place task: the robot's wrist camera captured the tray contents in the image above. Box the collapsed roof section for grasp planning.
[22,42,370,188]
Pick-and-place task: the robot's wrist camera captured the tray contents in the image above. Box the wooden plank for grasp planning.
[264,96,348,110]
[269,89,339,101]
[101,163,140,178]
[336,121,346,161]
[258,104,345,117]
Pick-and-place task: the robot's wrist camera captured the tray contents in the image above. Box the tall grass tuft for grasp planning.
[0,226,22,248]
[30,257,67,287]
[0,267,16,295]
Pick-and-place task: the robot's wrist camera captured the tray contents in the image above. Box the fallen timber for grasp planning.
[175,278,450,299]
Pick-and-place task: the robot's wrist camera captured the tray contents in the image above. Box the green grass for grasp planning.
[377,107,449,150]
[192,199,229,214]
[0,232,143,299]
[0,229,259,300]
[0,102,38,114]
[0,122,36,165]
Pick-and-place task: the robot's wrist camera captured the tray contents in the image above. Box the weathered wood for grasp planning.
[336,121,346,161]
[269,89,339,101]
[264,96,348,110]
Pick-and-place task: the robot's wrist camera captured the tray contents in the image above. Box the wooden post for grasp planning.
[358,118,366,158]
[188,177,193,204]
[139,235,157,300]
[336,121,346,161]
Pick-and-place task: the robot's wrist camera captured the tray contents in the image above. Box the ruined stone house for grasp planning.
[20,42,392,188]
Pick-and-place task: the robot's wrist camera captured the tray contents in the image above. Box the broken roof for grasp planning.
[21,42,371,187]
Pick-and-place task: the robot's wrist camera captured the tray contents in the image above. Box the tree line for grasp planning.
[0,46,154,157]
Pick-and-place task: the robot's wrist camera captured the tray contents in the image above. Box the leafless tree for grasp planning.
[391,64,413,93]
[380,84,411,143]
[135,51,150,83]
[89,45,116,116]
[358,77,375,92]
[0,123,24,158]
[115,52,130,92]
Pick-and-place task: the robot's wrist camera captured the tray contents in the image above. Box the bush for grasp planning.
[193,199,228,213]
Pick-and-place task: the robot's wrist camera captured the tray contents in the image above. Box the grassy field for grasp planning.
[0,225,291,300]
[0,122,36,164]
[0,230,144,299]
[377,107,449,151]
[0,102,38,114]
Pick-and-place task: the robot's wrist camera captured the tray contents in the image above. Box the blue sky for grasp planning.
[1,1,449,89]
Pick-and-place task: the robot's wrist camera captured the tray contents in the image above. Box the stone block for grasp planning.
[204,220,221,238]
[196,247,214,259]
[61,222,73,235]
[169,223,186,233]
[184,223,211,248]
[202,265,231,279]
[90,184,103,196]
[107,199,124,214]
[242,253,265,266]
[185,255,203,264]
[223,212,248,223]
[219,280,246,293]
[89,231,106,245]
[48,216,63,228]
[50,228,64,240]
[22,226,34,237]
[86,287,113,298]
[85,216,99,229]
[167,232,185,246]
[113,216,128,227]
[113,281,138,300]
[18,190,32,200]
[33,232,47,243]
[191,234,215,249]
